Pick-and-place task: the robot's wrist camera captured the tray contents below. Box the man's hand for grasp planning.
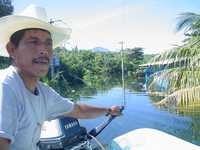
[107,105,123,116]
[0,138,10,150]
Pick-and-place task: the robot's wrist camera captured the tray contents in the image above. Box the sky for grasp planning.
[13,0,200,54]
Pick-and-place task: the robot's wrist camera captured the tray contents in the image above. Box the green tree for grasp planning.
[43,47,145,97]
[0,0,13,17]
[124,47,144,76]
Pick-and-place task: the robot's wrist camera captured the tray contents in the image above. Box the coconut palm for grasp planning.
[147,12,200,108]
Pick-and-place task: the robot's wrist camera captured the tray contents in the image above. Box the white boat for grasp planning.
[39,116,200,150]
[108,128,200,150]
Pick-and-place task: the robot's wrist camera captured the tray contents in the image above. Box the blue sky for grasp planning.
[13,0,200,54]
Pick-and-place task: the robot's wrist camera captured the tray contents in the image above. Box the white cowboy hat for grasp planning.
[0,4,71,57]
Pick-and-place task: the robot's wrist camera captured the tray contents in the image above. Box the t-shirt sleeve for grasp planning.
[43,85,75,121]
[0,83,18,144]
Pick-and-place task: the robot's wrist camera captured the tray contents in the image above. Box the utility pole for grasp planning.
[49,18,63,79]
[48,18,69,79]
[119,41,126,107]
[49,19,55,79]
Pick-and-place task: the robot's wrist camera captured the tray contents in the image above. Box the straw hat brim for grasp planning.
[0,15,71,57]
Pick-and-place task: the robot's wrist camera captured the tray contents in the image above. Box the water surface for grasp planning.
[79,87,200,146]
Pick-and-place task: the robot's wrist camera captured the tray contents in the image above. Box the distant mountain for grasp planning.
[92,47,110,52]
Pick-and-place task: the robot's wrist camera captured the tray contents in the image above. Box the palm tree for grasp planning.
[147,12,200,108]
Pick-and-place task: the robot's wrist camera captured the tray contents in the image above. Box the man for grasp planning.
[0,5,121,150]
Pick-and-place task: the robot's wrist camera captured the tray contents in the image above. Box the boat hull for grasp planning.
[108,128,200,150]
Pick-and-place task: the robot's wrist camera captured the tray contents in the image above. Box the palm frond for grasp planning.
[157,86,200,108]
[176,12,200,35]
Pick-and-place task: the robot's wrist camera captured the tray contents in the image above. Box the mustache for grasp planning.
[32,57,50,63]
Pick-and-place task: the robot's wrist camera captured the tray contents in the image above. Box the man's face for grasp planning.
[11,29,53,78]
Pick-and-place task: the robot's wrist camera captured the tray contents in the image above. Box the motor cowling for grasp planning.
[38,117,90,150]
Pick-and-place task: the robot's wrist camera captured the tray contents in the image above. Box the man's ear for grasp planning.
[6,42,16,58]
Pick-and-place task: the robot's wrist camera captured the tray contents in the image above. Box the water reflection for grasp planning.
[55,75,200,146]
[148,93,200,145]
[81,76,121,95]
[85,77,200,146]
[177,106,200,144]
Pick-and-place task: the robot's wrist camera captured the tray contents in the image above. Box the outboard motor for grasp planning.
[38,117,92,150]
[38,107,123,150]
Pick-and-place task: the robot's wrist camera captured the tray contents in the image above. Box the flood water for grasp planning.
[78,86,200,147]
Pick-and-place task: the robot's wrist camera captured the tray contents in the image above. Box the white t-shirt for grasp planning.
[0,66,74,150]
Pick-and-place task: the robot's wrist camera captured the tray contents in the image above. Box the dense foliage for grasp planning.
[46,47,145,87]
[0,0,13,17]
[43,47,145,99]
